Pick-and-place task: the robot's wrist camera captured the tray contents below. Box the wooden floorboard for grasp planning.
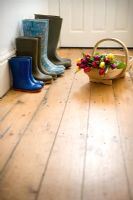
[0,49,78,200]
[83,83,130,200]
[0,87,49,173]
[0,90,24,121]
[113,76,133,199]
[0,48,133,200]
[37,67,90,200]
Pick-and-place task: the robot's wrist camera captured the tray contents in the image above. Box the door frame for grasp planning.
[48,0,60,16]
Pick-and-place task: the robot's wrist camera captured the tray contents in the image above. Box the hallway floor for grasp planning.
[0,48,133,200]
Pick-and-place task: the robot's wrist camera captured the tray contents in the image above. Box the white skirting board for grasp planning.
[0,49,16,98]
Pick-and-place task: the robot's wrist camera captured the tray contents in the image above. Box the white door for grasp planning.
[58,0,133,47]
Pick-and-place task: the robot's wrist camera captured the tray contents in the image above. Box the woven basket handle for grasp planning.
[92,38,129,75]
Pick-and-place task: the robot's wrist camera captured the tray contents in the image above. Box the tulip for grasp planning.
[104,57,110,64]
[94,55,100,61]
[85,54,90,58]
[79,63,86,69]
[99,68,105,76]
[107,53,115,60]
[84,67,91,73]
[92,61,97,68]
[99,61,105,68]
[111,63,117,69]
[81,58,88,64]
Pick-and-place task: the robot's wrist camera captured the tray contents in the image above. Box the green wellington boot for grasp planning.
[16,37,53,84]
[35,14,71,68]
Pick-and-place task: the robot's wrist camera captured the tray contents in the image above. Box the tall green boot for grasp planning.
[16,37,53,84]
[35,14,71,68]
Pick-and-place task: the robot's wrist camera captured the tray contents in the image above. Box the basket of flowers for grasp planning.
[76,38,133,85]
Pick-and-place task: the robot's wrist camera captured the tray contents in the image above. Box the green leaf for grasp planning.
[90,57,94,62]
[117,62,126,69]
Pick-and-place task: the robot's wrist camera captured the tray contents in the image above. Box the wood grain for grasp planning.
[83,83,130,200]
[0,50,77,200]
[0,48,133,200]
[0,88,49,172]
[113,75,133,199]
[37,69,90,200]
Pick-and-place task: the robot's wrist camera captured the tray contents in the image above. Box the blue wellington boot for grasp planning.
[9,57,42,92]
[22,19,65,76]
[14,56,44,86]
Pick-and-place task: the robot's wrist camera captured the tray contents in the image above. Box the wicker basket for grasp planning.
[85,38,133,85]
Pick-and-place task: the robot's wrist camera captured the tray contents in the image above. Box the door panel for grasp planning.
[59,0,133,47]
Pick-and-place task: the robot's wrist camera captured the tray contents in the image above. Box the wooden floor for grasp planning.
[0,48,133,200]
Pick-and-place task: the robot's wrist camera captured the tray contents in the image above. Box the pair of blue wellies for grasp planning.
[9,16,71,92]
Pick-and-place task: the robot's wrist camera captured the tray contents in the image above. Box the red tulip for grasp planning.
[79,63,86,68]
[81,58,88,64]
[92,61,97,68]
[104,57,110,64]
[99,68,105,76]
[84,67,91,73]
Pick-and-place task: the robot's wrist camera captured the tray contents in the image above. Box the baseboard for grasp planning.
[0,49,16,98]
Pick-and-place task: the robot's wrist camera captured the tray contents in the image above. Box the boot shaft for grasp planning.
[16,37,39,73]
[9,57,31,80]
[35,15,62,57]
[22,19,49,56]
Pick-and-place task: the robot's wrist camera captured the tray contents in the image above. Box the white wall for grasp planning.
[48,0,60,15]
[0,0,48,97]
